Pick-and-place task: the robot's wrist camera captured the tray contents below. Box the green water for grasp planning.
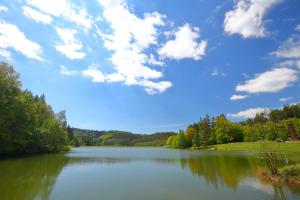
[0,147,299,200]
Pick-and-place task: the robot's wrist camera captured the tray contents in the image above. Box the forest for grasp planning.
[166,105,300,149]
[67,128,175,147]
[0,62,69,156]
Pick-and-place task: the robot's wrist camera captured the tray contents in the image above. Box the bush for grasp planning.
[279,164,300,177]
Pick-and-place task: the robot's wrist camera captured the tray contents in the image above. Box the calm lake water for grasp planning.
[0,147,299,200]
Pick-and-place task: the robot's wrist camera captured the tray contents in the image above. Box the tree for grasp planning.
[176,130,186,149]
[73,131,83,147]
[214,115,243,144]
[0,62,70,156]
[0,62,22,154]
[185,126,197,147]
[198,114,211,145]
[166,135,176,148]
[67,125,74,143]
[192,131,200,148]
[254,112,268,124]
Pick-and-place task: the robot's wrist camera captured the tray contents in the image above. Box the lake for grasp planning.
[0,147,299,200]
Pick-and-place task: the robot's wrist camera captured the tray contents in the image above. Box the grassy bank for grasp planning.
[210,141,300,153]
[259,164,300,185]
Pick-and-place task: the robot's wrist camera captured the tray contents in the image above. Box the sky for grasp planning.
[0,0,300,133]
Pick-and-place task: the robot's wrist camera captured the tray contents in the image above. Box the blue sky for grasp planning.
[1,0,300,133]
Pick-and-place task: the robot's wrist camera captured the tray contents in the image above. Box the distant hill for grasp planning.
[71,128,176,147]
[72,128,104,137]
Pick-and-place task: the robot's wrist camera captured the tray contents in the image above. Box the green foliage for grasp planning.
[260,141,284,175]
[72,128,176,147]
[214,115,243,144]
[0,62,69,156]
[192,131,200,148]
[165,104,300,149]
[198,114,211,145]
[165,130,188,149]
[185,126,197,147]
[176,130,186,149]
[166,135,176,147]
[279,164,300,177]
[73,131,83,147]
[97,131,139,146]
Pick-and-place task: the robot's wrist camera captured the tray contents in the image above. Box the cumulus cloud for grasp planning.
[224,0,280,38]
[18,0,205,94]
[230,94,249,101]
[140,80,172,95]
[82,64,105,83]
[94,0,176,94]
[158,24,207,60]
[60,65,78,76]
[228,107,270,119]
[271,35,300,59]
[98,0,165,51]
[81,64,172,94]
[0,6,8,12]
[55,27,86,60]
[0,21,43,60]
[26,0,93,30]
[277,60,300,69]
[23,6,53,24]
[236,68,298,93]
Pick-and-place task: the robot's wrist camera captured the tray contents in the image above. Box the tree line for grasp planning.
[166,105,300,149]
[67,128,176,147]
[0,62,69,156]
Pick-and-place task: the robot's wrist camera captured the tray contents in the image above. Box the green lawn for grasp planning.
[210,141,300,153]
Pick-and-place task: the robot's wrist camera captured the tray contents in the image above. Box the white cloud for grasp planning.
[23,6,53,24]
[271,35,300,59]
[26,0,93,31]
[95,0,172,94]
[82,64,105,83]
[93,0,207,94]
[277,60,300,69]
[240,178,274,195]
[0,48,13,61]
[228,107,270,119]
[279,97,293,102]
[55,27,86,60]
[230,94,249,101]
[0,6,8,12]
[105,73,126,83]
[0,21,43,60]
[148,54,165,67]
[60,65,78,76]
[99,0,165,51]
[224,0,280,38]
[236,68,298,93]
[158,24,207,60]
[140,80,172,95]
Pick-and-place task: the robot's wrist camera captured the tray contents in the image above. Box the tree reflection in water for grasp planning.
[0,149,299,200]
